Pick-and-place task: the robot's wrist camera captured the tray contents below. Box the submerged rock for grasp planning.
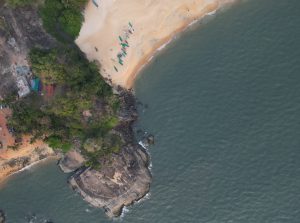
[139,133,155,148]
[0,210,5,223]
[147,135,155,145]
[69,144,151,218]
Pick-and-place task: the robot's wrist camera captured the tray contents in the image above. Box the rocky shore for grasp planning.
[60,91,152,217]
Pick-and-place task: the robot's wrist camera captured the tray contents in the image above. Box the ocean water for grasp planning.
[1,0,300,222]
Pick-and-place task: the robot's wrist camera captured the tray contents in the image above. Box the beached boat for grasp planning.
[92,0,99,8]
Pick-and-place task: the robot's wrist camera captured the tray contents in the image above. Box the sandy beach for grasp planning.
[76,0,235,88]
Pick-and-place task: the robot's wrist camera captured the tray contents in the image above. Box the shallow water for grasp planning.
[1,0,300,222]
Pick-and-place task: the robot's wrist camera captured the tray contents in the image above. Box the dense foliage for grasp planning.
[5,0,123,168]
[40,0,88,39]
[29,48,111,96]
[8,48,122,165]
[6,0,87,39]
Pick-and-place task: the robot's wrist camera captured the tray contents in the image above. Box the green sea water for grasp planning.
[0,0,300,222]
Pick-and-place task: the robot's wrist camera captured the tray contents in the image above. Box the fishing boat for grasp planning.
[92,0,99,8]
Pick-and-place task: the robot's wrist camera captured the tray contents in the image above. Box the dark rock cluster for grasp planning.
[0,210,5,223]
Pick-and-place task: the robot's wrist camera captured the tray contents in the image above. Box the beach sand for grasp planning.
[76,0,235,88]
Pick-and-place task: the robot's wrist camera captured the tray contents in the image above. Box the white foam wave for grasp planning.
[138,140,153,171]
[157,38,172,51]
[138,140,147,149]
[13,157,50,175]
[135,192,151,204]
[207,9,217,16]
[148,55,154,62]
[188,8,218,28]
[118,206,130,220]
[85,208,91,213]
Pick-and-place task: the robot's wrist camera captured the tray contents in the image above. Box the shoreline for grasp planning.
[0,0,235,218]
[6,155,59,177]
[0,156,57,186]
[126,7,221,89]
[76,0,236,89]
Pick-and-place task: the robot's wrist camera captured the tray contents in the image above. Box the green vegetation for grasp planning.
[29,48,111,96]
[8,47,122,166]
[40,0,88,40]
[84,134,123,169]
[5,0,123,169]
[0,17,6,30]
[6,0,87,40]
[45,135,72,153]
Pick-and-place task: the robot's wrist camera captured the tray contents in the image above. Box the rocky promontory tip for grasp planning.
[70,144,151,217]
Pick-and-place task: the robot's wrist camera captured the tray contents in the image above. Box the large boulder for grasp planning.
[59,149,86,173]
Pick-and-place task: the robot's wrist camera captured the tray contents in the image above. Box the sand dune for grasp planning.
[76,0,235,88]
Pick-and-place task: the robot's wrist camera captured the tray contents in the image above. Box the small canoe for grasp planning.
[92,0,99,8]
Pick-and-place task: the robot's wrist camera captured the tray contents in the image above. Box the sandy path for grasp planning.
[76,0,235,88]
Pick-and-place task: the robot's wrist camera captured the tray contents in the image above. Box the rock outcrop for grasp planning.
[59,149,86,173]
[70,144,151,217]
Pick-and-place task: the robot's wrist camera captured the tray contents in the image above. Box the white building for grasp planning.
[16,76,30,98]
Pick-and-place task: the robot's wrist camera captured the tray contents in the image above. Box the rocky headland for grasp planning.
[60,91,152,217]
[0,1,152,218]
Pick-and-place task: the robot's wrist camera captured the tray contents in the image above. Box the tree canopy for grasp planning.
[40,0,88,39]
